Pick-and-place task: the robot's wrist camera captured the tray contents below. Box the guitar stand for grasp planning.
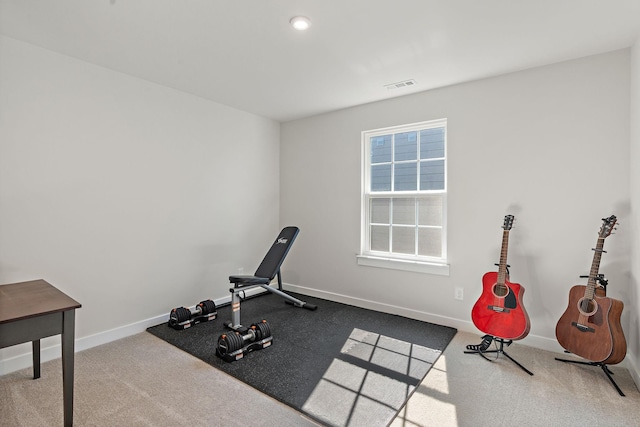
[465,336,534,376]
[555,356,625,396]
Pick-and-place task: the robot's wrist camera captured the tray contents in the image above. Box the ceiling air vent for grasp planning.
[384,79,417,90]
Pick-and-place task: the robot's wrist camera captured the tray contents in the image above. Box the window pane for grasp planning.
[371,225,390,252]
[392,226,415,254]
[392,198,415,225]
[371,198,390,223]
[371,164,391,191]
[418,228,442,257]
[420,128,445,159]
[394,131,417,161]
[420,159,444,190]
[418,195,443,226]
[394,162,417,191]
[371,135,392,164]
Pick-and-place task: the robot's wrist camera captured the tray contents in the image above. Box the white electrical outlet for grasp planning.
[454,287,464,301]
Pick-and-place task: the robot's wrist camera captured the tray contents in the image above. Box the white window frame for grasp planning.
[357,119,449,276]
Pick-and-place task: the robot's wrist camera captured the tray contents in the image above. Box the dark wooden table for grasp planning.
[0,279,81,427]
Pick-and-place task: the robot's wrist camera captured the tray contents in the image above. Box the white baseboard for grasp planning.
[285,282,473,332]
[0,313,164,376]
[627,350,640,387]
[0,287,269,376]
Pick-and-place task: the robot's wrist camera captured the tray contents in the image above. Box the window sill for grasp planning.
[356,255,450,276]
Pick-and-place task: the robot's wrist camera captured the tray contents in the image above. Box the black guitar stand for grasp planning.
[555,274,625,396]
[465,261,533,376]
[580,273,608,292]
[465,335,534,376]
[496,263,509,274]
[555,355,624,396]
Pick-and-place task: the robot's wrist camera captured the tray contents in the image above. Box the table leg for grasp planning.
[62,310,76,427]
[32,340,41,379]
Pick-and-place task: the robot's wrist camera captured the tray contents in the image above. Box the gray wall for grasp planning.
[280,49,632,360]
[0,36,281,371]
[630,40,640,388]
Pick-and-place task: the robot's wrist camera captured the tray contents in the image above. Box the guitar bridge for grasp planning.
[571,321,595,333]
[488,305,510,313]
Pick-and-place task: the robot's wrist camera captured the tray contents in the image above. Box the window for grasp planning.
[358,119,448,275]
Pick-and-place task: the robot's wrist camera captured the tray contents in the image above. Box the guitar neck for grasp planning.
[497,229,510,284]
[585,237,605,298]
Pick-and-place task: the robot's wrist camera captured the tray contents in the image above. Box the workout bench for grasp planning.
[225,226,317,332]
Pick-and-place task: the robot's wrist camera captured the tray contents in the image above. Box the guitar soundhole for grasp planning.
[491,284,517,309]
[577,297,597,317]
[492,284,509,297]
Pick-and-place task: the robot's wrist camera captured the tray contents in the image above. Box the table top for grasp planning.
[0,279,81,324]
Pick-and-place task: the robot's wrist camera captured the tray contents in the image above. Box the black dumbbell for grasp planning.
[216,319,273,361]
[168,299,217,330]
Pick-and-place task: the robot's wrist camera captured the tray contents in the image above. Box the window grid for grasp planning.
[366,194,445,259]
[361,119,447,263]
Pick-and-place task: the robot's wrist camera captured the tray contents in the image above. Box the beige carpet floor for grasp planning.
[0,332,319,426]
[393,331,640,427]
[1,330,639,426]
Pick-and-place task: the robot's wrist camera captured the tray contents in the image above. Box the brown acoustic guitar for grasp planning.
[555,215,626,364]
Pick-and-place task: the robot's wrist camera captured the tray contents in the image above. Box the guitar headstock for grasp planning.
[599,215,617,238]
[502,214,514,231]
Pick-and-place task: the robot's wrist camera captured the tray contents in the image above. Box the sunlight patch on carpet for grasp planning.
[302,328,442,427]
[390,353,459,427]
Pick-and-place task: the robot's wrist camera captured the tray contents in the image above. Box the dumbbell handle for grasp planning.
[241,329,257,342]
[183,300,216,317]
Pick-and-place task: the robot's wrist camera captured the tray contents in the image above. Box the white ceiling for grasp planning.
[1,0,640,122]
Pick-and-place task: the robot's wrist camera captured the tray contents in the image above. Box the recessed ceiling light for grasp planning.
[290,16,311,31]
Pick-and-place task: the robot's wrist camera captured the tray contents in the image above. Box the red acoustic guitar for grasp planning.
[471,215,530,340]
[555,216,626,364]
